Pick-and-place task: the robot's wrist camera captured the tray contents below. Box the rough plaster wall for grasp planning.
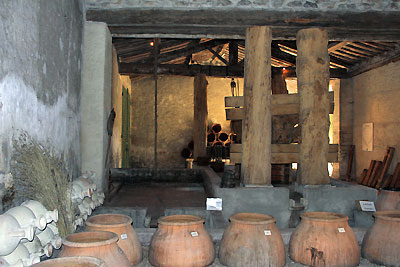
[0,0,83,208]
[131,75,240,168]
[86,0,399,11]
[81,22,112,193]
[353,60,400,178]
[111,47,132,168]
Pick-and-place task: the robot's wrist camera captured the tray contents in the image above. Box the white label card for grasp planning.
[206,198,222,211]
[359,201,376,212]
[191,231,199,237]
[121,234,128,240]
[338,228,345,233]
[264,230,271,236]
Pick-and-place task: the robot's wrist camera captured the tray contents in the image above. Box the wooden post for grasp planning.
[193,74,208,160]
[242,26,272,185]
[297,28,330,185]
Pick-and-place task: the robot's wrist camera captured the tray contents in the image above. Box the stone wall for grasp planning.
[131,75,243,168]
[111,47,132,168]
[0,0,83,210]
[86,0,398,11]
[353,60,400,178]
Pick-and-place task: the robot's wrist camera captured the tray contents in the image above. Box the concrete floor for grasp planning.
[105,183,207,225]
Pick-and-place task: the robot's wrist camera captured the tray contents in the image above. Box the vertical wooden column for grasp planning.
[242,26,272,185]
[193,73,208,160]
[297,28,330,184]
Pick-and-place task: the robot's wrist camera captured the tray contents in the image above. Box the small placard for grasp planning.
[121,234,128,240]
[359,201,376,212]
[190,231,199,237]
[264,230,271,236]
[206,198,222,211]
[338,228,346,233]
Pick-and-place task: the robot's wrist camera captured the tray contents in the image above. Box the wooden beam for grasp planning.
[328,41,349,52]
[229,41,238,66]
[207,48,228,65]
[120,63,348,78]
[231,143,338,153]
[87,9,400,41]
[193,74,208,159]
[229,151,339,164]
[348,44,400,77]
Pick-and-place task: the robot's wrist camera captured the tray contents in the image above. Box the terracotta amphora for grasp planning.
[149,215,215,267]
[219,212,285,267]
[59,231,130,267]
[289,212,360,267]
[86,213,142,264]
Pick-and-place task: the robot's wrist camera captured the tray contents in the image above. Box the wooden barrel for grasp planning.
[59,231,131,267]
[85,214,142,265]
[149,215,215,267]
[375,189,400,211]
[289,212,360,267]
[32,256,105,267]
[219,213,285,267]
[362,210,400,266]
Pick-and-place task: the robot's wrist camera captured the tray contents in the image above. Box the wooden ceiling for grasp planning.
[114,38,400,78]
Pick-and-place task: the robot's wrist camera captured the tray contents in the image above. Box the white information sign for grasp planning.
[191,232,199,237]
[121,234,128,240]
[264,230,271,236]
[338,228,346,233]
[206,198,222,211]
[359,201,376,212]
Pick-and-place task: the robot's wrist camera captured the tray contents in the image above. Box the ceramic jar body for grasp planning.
[219,213,285,267]
[85,213,142,265]
[289,212,360,267]
[59,231,131,267]
[149,215,215,267]
[375,190,400,211]
[32,256,105,267]
[362,210,400,266]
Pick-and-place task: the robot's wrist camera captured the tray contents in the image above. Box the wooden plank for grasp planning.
[229,151,338,163]
[357,169,368,184]
[363,160,377,186]
[193,74,208,159]
[225,92,334,108]
[375,147,395,189]
[346,145,355,182]
[369,161,383,187]
[382,175,393,189]
[230,143,338,153]
[389,163,400,188]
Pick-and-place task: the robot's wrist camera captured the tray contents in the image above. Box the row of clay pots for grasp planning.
[375,189,400,211]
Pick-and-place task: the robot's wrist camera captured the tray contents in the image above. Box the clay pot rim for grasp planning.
[86,214,132,228]
[230,212,276,225]
[301,212,348,222]
[32,256,106,266]
[374,210,400,221]
[158,215,205,226]
[63,231,118,248]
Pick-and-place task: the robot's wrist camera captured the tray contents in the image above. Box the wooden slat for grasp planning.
[375,147,395,189]
[358,169,368,184]
[389,163,400,188]
[363,160,377,185]
[369,161,383,187]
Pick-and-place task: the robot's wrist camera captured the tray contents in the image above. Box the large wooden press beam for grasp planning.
[297,28,331,185]
[225,92,334,119]
[229,144,338,164]
[241,26,272,185]
[87,9,400,41]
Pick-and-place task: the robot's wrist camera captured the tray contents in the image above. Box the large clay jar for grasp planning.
[362,210,400,266]
[149,215,215,267]
[32,256,105,267]
[85,213,142,265]
[289,212,360,267]
[375,189,400,211]
[59,231,131,267]
[219,213,285,267]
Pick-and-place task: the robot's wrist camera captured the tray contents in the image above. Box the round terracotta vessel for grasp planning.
[362,210,400,266]
[219,213,285,267]
[86,213,142,264]
[32,256,105,267]
[149,215,215,267]
[375,189,400,211]
[289,212,360,267]
[59,231,131,267]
